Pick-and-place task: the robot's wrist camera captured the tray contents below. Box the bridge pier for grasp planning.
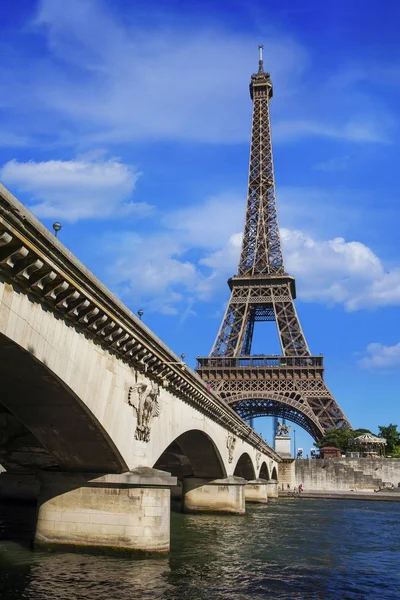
[0,472,40,502]
[267,479,279,499]
[182,476,246,514]
[244,479,269,503]
[34,468,176,554]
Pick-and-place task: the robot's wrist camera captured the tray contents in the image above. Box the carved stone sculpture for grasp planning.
[256,451,261,470]
[127,380,160,442]
[226,433,236,463]
[276,421,291,437]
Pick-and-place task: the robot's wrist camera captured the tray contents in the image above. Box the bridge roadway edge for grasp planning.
[0,183,281,553]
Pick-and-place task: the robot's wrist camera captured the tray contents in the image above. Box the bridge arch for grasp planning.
[0,332,127,473]
[271,466,278,480]
[153,429,226,479]
[259,461,270,480]
[226,391,324,440]
[233,452,256,480]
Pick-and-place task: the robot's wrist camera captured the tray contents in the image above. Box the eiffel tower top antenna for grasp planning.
[258,44,264,73]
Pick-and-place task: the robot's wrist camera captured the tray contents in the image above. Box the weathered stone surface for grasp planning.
[267,479,279,499]
[245,479,269,503]
[274,436,291,459]
[295,458,400,491]
[182,476,246,514]
[34,469,176,553]
[277,459,296,491]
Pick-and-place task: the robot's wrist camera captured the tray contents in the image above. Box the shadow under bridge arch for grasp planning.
[154,430,226,479]
[259,461,270,480]
[227,391,324,441]
[233,452,256,480]
[0,332,127,473]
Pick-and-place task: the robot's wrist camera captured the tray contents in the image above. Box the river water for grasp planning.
[0,499,399,600]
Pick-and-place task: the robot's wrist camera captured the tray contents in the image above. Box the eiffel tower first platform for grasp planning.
[196,47,350,441]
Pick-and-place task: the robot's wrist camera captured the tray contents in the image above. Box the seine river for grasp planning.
[1,499,399,600]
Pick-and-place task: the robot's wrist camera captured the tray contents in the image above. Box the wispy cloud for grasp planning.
[0,132,32,148]
[359,342,400,369]
[0,0,308,147]
[281,229,400,311]
[162,193,244,250]
[0,0,395,149]
[314,156,350,172]
[274,118,391,144]
[0,157,152,222]
[97,193,400,314]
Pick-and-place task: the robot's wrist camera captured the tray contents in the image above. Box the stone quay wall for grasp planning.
[294,458,400,491]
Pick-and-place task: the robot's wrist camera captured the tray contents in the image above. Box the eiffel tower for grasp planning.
[196,47,350,441]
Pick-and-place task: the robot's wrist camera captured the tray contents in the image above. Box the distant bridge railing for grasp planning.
[196,356,324,369]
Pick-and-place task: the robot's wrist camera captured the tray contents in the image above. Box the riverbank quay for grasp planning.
[279,489,400,502]
[295,457,400,491]
[277,457,400,492]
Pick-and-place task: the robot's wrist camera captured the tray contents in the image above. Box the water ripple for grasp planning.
[0,499,399,599]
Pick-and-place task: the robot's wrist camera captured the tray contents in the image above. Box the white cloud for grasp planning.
[274,118,390,144]
[359,343,400,369]
[0,1,394,149]
[0,158,152,222]
[104,232,210,315]
[200,233,243,273]
[281,228,400,310]
[12,0,307,146]
[102,195,245,313]
[101,191,400,314]
[162,194,244,250]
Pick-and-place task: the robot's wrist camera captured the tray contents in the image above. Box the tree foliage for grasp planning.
[314,428,373,453]
[378,424,400,453]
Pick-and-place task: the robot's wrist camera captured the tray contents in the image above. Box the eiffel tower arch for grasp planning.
[196,46,350,441]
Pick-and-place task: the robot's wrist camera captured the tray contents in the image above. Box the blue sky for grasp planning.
[1,0,399,453]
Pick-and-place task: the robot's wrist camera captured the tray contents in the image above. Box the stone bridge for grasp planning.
[0,184,280,554]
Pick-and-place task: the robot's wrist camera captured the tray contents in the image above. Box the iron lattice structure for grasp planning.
[196,47,350,441]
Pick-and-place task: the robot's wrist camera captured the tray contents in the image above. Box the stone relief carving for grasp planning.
[256,451,261,470]
[127,377,160,442]
[276,421,291,437]
[226,433,236,463]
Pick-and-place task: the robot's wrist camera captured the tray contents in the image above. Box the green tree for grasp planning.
[315,428,374,453]
[378,424,400,453]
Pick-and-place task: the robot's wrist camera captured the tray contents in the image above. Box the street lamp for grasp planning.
[137,309,144,321]
[293,429,296,458]
[52,222,62,237]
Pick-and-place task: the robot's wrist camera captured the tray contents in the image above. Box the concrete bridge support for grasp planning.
[267,479,279,499]
[182,476,246,514]
[244,479,269,503]
[34,468,176,554]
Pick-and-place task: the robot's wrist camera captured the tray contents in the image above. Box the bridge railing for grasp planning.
[196,355,324,368]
